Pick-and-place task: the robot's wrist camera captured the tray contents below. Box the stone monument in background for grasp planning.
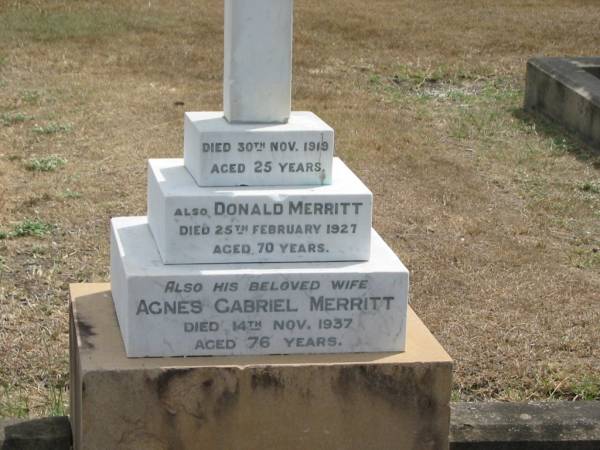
[69,1,452,448]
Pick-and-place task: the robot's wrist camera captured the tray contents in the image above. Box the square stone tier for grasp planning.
[184,111,334,186]
[70,283,451,450]
[111,216,409,357]
[148,157,371,264]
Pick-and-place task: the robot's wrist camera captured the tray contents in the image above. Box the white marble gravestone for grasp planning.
[109,0,410,357]
[76,4,452,449]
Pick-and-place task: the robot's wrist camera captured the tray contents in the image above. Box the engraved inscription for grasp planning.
[129,275,405,355]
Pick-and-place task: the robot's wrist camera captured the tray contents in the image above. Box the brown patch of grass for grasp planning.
[1,0,599,415]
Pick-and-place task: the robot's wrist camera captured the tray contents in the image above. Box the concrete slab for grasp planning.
[0,417,71,450]
[525,57,600,149]
[70,283,452,450]
[451,401,600,450]
[7,401,600,449]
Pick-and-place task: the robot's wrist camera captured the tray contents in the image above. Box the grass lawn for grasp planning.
[0,0,599,416]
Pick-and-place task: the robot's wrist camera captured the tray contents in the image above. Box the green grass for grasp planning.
[45,384,67,417]
[0,387,67,418]
[388,63,481,88]
[517,112,600,163]
[579,180,600,195]
[536,371,600,401]
[571,247,600,270]
[367,66,521,144]
[30,245,48,256]
[548,136,577,156]
[450,389,462,402]
[0,219,54,239]
[61,189,81,199]
[32,122,72,135]
[1,382,68,417]
[20,89,42,104]
[0,385,30,418]
[368,64,517,102]
[24,155,66,172]
[572,376,600,400]
[0,6,173,43]
[1,112,30,126]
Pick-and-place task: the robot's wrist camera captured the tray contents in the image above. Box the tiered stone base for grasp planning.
[70,283,452,450]
[111,217,408,357]
[147,157,372,264]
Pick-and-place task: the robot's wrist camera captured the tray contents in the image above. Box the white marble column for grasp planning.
[223,0,293,123]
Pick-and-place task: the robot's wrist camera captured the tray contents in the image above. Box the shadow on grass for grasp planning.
[512,107,600,170]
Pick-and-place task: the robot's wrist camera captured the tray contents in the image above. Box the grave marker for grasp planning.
[70,2,452,448]
[107,0,408,358]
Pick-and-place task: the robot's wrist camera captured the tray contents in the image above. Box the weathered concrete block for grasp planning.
[0,417,71,450]
[70,283,452,450]
[525,57,600,149]
[451,401,600,450]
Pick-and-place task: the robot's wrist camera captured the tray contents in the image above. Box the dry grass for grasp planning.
[0,0,599,416]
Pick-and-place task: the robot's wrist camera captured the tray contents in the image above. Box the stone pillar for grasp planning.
[223,0,293,123]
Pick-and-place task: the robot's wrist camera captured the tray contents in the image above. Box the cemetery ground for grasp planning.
[0,0,599,418]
